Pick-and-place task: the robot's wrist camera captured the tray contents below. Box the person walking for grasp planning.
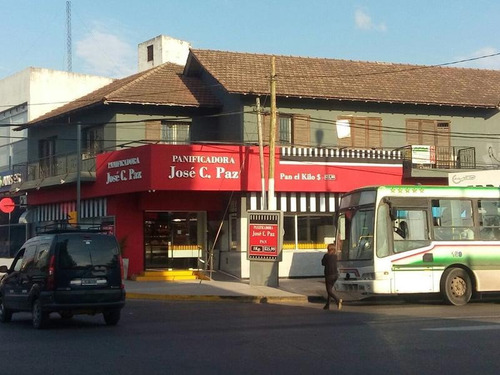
[322,243,342,310]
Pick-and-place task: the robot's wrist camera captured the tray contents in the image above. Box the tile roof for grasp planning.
[188,49,500,108]
[28,63,220,125]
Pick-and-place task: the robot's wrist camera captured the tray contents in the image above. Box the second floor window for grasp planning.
[262,113,310,146]
[39,137,56,177]
[406,119,450,147]
[279,116,292,144]
[337,116,382,148]
[82,127,103,157]
[145,120,191,144]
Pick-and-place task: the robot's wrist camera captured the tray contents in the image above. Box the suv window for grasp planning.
[12,249,25,272]
[56,234,119,269]
[20,245,37,272]
[34,243,50,271]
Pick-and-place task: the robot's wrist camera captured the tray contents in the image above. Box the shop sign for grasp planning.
[411,145,436,164]
[247,210,283,261]
[168,154,239,181]
[0,173,22,187]
[96,144,403,193]
[105,157,143,184]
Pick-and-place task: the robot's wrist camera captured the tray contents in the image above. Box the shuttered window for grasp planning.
[145,120,161,141]
[261,113,310,146]
[405,119,450,147]
[337,116,382,148]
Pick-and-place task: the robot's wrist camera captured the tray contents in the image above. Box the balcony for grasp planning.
[11,152,96,192]
[401,145,476,178]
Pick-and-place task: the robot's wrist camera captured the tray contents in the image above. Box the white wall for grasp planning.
[0,68,113,171]
[138,35,191,72]
[28,68,114,121]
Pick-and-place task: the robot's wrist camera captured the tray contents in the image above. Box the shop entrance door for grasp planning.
[144,211,206,269]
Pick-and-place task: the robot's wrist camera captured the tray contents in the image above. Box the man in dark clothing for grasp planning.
[321,243,343,310]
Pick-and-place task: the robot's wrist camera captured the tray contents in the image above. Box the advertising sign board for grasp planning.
[247,210,283,261]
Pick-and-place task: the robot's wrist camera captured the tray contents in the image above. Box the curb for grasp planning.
[126,293,309,304]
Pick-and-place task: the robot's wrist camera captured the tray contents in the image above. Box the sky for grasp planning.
[1,0,499,80]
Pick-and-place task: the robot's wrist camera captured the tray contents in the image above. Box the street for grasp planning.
[1,298,500,375]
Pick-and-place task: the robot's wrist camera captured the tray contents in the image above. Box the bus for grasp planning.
[335,185,500,305]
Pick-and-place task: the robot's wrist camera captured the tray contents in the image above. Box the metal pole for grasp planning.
[268,56,277,210]
[76,122,81,226]
[256,97,267,210]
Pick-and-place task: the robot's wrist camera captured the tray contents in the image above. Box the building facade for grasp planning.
[10,46,500,278]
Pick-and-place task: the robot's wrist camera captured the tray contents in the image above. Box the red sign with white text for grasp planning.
[94,144,402,194]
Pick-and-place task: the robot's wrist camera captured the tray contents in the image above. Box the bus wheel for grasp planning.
[440,268,472,306]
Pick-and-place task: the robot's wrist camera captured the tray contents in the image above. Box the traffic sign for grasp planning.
[0,197,15,213]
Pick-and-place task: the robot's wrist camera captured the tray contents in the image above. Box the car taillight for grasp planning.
[119,255,125,289]
[46,254,56,291]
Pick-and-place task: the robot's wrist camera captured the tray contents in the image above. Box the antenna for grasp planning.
[66,1,72,72]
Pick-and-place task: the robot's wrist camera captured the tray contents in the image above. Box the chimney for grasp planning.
[138,35,191,72]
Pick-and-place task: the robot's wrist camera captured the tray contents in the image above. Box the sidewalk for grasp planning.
[125,271,328,304]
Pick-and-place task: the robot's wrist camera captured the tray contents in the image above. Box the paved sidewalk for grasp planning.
[125,272,328,304]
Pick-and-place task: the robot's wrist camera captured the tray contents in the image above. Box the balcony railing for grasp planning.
[13,152,96,184]
[401,145,476,170]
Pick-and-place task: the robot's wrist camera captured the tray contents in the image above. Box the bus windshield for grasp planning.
[337,207,375,260]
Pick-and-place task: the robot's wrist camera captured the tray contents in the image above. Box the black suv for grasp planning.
[0,230,126,329]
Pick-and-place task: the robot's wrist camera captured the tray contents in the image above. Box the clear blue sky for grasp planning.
[1,0,499,79]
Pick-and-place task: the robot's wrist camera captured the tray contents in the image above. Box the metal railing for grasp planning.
[401,145,476,169]
[13,152,96,183]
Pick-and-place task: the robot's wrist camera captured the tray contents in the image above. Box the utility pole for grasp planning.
[76,122,81,226]
[256,97,267,210]
[268,56,277,210]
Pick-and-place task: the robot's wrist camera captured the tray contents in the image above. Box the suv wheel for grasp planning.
[32,299,49,329]
[0,295,13,323]
[103,309,121,326]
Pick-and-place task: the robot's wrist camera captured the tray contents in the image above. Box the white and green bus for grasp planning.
[335,185,500,305]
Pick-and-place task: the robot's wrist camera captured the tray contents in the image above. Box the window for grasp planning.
[283,214,334,249]
[145,120,191,144]
[392,209,430,253]
[406,119,450,147]
[39,137,56,177]
[262,113,310,146]
[337,116,381,148]
[338,208,375,260]
[279,116,292,144]
[478,200,500,240]
[162,121,190,144]
[432,199,474,240]
[82,127,103,157]
[147,45,154,62]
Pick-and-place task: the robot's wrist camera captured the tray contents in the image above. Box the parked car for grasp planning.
[0,229,126,329]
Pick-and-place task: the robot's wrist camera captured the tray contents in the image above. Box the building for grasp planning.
[11,39,500,278]
[0,68,113,256]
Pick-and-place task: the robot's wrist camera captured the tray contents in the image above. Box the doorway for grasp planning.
[144,211,206,269]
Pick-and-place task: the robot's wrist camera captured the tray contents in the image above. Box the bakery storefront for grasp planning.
[27,144,403,278]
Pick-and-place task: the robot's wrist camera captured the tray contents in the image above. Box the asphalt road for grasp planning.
[1,298,500,375]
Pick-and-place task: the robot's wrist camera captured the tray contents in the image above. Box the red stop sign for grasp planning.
[0,198,15,213]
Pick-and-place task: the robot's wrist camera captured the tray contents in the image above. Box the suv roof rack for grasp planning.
[35,222,110,235]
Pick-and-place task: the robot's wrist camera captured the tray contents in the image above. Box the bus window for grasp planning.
[392,209,430,253]
[432,199,474,240]
[337,208,374,260]
[478,200,500,240]
[349,209,374,260]
[376,203,390,258]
